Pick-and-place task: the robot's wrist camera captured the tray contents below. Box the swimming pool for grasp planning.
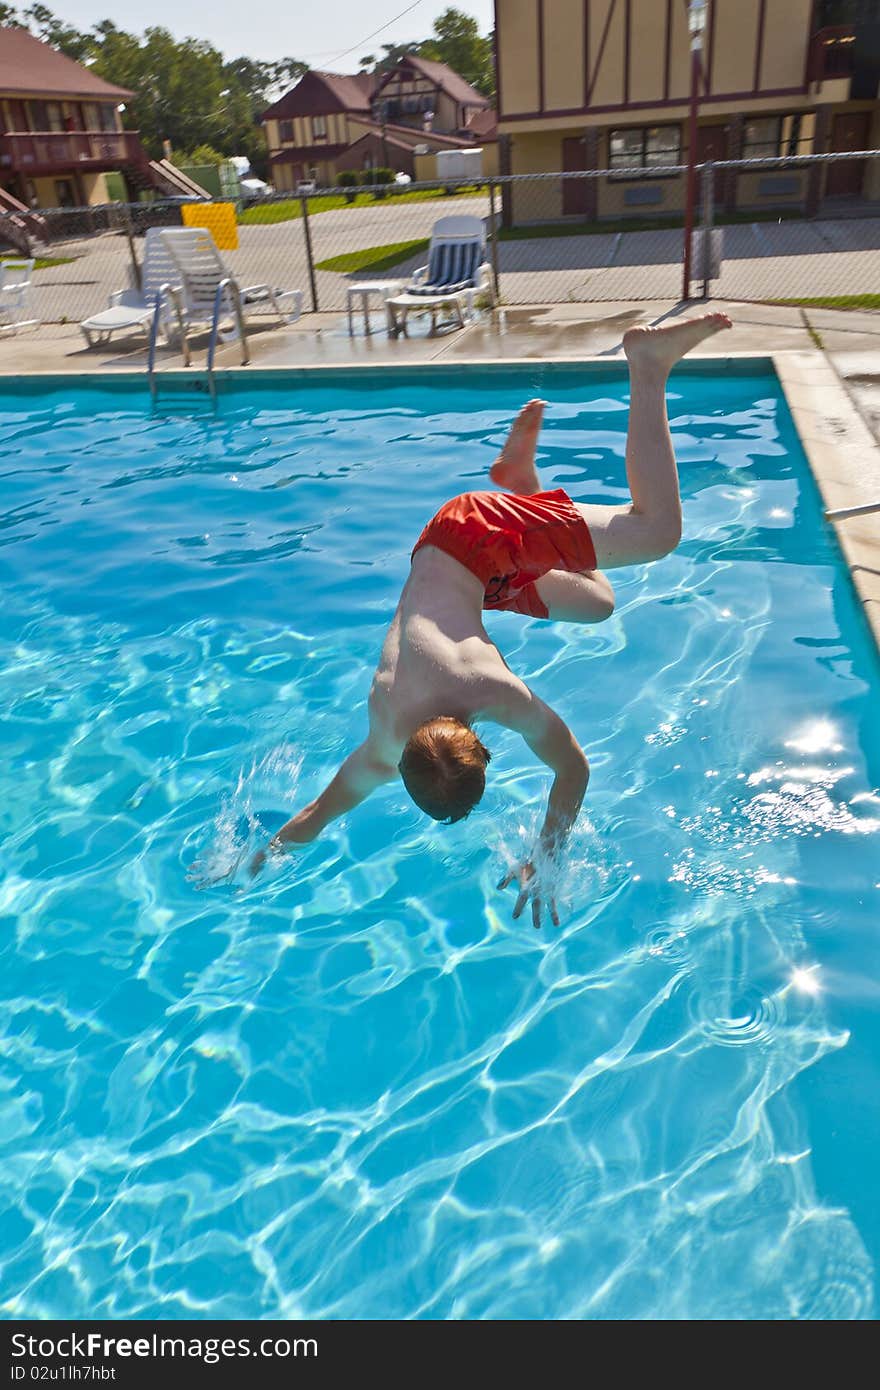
[1,363,878,1320]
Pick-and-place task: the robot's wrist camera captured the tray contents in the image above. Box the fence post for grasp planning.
[123,203,141,291]
[488,180,501,303]
[700,162,715,300]
[299,193,319,313]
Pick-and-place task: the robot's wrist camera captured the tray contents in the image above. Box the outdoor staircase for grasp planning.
[124,159,212,202]
[0,188,49,256]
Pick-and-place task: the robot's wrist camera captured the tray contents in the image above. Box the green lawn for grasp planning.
[772,294,880,311]
[0,252,73,269]
[239,186,482,225]
[314,238,429,274]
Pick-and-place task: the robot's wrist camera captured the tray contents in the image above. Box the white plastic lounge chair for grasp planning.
[79,226,180,348]
[0,257,40,334]
[385,216,494,337]
[159,227,303,344]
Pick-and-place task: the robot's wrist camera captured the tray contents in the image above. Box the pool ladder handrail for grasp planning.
[825,501,880,521]
[207,278,250,381]
[148,282,190,398]
[148,278,249,401]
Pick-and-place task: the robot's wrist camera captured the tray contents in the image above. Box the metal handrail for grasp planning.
[148,281,190,397]
[825,501,880,521]
[207,277,249,377]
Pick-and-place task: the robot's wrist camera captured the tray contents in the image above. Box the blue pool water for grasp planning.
[1,365,879,1320]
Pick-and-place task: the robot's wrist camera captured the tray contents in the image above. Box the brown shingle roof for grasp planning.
[349,116,484,149]
[262,69,374,121]
[0,26,132,99]
[465,107,497,139]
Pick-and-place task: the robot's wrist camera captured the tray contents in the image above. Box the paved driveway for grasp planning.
[496,216,880,303]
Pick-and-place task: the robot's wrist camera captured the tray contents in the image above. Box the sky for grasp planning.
[37,0,496,66]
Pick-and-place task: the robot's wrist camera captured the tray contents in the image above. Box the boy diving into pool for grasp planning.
[251,313,733,926]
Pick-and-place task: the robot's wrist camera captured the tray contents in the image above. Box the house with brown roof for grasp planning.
[0,26,153,214]
[262,56,495,189]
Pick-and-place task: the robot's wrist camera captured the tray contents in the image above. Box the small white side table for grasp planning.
[346,280,405,336]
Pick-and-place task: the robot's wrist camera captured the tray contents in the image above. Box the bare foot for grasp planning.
[623,312,732,376]
[490,398,546,492]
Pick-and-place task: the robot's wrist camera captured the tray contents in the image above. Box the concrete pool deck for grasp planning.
[1,296,878,653]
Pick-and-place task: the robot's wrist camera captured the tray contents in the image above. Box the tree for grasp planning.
[358,9,495,100]
[3,5,307,171]
[23,3,95,61]
[420,8,495,99]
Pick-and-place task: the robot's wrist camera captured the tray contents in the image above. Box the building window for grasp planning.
[312,115,327,140]
[743,113,814,158]
[99,105,117,133]
[279,119,294,142]
[608,125,681,177]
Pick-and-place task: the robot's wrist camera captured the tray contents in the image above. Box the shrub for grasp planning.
[360,166,395,199]
[336,170,359,204]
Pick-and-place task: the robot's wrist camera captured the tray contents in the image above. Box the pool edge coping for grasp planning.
[772,351,880,659]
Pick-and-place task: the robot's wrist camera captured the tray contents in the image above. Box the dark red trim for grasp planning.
[664,0,672,101]
[753,0,768,93]
[624,0,631,106]
[588,0,620,104]
[497,83,809,123]
[537,0,545,112]
[802,0,819,90]
[705,0,716,95]
[493,0,502,118]
[584,0,590,108]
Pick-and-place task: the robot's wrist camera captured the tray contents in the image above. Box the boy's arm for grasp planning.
[487,685,589,927]
[250,740,397,874]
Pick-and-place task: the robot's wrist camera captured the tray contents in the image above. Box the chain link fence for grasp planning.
[2,150,877,329]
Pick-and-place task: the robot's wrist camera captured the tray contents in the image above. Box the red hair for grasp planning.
[398,717,491,823]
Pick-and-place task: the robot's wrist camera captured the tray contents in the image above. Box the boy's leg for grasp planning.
[575,313,732,569]
[486,313,732,621]
[489,399,546,494]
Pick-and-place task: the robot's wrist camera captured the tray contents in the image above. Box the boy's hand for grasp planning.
[498,860,560,930]
[249,807,318,879]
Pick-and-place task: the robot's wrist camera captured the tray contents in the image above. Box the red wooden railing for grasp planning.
[0,130,146,174]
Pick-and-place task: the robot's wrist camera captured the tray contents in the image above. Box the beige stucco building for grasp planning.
[495,0,880,223]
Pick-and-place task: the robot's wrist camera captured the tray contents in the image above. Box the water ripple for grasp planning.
[0,374,877,1319]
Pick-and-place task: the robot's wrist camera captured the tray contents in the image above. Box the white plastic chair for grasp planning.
[385,216,494,336]
[80,226,179,347]
[159,227,302,343]
[0,258,40,334]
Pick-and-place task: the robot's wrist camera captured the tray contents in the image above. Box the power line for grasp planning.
[323,0,428,68]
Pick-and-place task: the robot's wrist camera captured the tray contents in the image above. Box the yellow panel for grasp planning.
[589,0,626,108]
[182,202,239,251]
[629,0,667,104]
[711,0,759,94]
[760,0,811,89]
[499,0,541,113]
[544,0,584,110]
[667,0,691,101]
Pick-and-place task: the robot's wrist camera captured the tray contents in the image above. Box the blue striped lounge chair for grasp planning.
[385,215,494,337]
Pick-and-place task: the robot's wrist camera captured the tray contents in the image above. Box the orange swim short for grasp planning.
[412,488,597,620]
